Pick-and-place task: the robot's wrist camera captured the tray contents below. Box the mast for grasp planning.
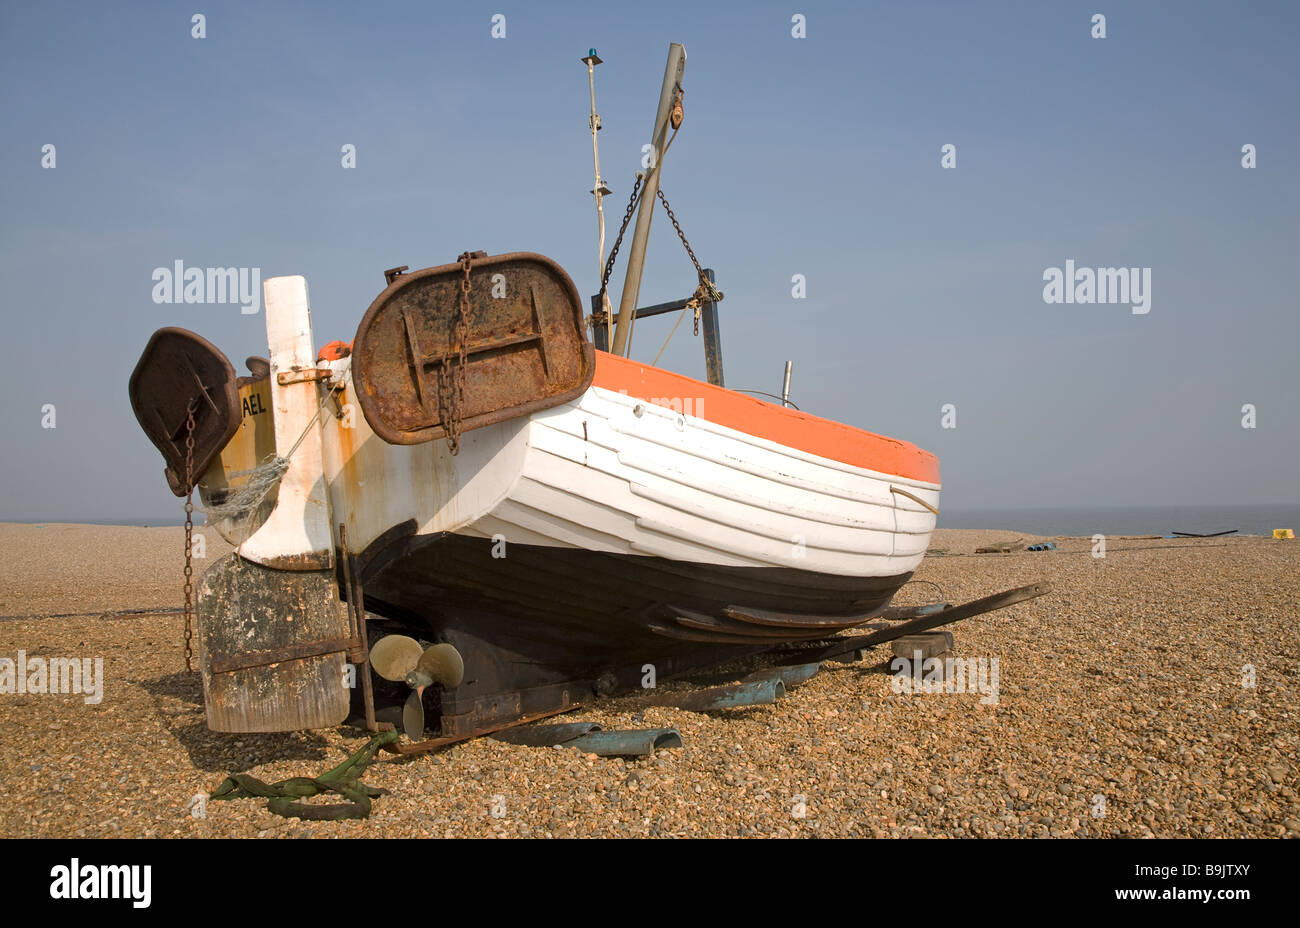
[581,49,613,346]
[610,42,686,357]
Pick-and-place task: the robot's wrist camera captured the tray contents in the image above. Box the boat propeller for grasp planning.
[368,635,465,741]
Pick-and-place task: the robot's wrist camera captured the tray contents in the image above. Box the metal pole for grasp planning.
[610,42,686,357]
[781,361,793,407]
[581,49,613,346]
[700,268,725,387]
[590,292,609,352]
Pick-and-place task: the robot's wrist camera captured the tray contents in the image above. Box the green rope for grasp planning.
[210,729,400,821]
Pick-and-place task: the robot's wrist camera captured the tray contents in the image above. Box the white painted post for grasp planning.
[239,276,334,570]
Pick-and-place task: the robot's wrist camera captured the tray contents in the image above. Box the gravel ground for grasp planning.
[0,522,1296,838]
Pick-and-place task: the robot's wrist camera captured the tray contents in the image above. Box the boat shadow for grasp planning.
[138,671,336,772]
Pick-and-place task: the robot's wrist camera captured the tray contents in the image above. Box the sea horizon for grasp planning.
[7,503,1298,538]
[938,504,1300,538]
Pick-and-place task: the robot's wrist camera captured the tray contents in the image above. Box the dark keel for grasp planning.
[358,532,911,738]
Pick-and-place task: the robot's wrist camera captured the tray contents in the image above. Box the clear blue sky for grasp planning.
[2,0,1297,522]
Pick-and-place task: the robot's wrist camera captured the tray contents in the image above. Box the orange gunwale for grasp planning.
[591,351,940,486]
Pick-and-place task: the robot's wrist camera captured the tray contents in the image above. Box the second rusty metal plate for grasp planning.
[128,326,242,497]
[351,252,594,446]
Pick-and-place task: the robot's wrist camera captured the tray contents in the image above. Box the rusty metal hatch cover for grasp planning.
[129,327,242,497]
[351,252,595,446]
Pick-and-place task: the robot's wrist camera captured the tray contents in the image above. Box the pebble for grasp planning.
[0,525,1296,838]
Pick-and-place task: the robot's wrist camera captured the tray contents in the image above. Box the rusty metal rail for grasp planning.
[797,581,1052,664]
[382,705,578,756]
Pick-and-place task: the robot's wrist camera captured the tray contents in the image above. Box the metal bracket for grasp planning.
[209,634,360,675]
[590,267,723,385]
[276,367,333,386]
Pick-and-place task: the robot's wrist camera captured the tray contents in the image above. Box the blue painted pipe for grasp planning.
[492,722,602,747]
[746,661,822,689]
[565,728,683,757]
[674,677,785,711]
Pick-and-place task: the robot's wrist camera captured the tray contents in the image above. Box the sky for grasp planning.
[1,0,1297,522]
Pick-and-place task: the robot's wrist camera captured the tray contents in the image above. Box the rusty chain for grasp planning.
[589,79,720,344]
[655,188,723,336]
[182,400,197,673]
[438,251,477,456]
[597,175,725,336]
[598,175,643,307]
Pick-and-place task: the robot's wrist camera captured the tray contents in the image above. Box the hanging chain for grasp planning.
[656,187,723,339]
[182,399,198,673]
[598,174,643,305]
[454,251,474,451]
[655,189,703,281]
[593,120,723,346]
[438,251,477,456]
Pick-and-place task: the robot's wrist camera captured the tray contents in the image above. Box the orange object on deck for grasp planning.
[318,340,352,361]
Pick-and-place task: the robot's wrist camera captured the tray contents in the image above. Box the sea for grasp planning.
[938,504,1300,538]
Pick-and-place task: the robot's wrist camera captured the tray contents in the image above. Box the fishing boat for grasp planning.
[127,44,942,746]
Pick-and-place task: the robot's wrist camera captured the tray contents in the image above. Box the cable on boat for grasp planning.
[729,389,800,410]
[891,485,940,516]
[895,578,948,607]
[651,303,691,366]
